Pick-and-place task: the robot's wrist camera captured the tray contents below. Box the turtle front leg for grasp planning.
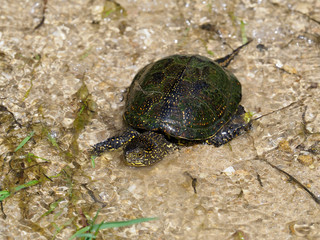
[206,105,251,147]
[124,131,176,167]
[92,128,139,155]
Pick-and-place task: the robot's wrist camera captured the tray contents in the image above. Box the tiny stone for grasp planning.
[278,140,292,153]
[297,155,314,166]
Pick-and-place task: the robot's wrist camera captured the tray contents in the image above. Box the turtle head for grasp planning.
[123,131,172,167]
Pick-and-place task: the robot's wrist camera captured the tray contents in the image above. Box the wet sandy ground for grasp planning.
[0,0,320,239]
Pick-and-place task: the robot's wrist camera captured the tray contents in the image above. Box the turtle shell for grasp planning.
[124,54,241,140]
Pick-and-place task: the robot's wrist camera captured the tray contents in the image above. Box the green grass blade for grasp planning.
[14,179,40,191]
[14,131,35,152]
[91,156,96,168]
[1,174,61,201]
[69,226,91,240]
[0,190,10,201]
[69,217,157,240]
[90,217,158,232]
[40,199,63,218]
[47,133,59,148]
[240,20,248,44]
[26,153,50,163]
[75,233,96,239]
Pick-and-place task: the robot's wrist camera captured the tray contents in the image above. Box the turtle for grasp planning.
[92,40,252,167]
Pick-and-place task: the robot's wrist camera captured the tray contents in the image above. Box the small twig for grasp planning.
[256,173,263,187]
[252,101,298,121]
[0,201,6,219]
[261,159,320,205]
[81,184,106,207]
[78,207,89,228]
[34,0,48,30]
[184,172,198,194]
[294,10,320,25]
[0,105,22,128]
[42,173,54,182]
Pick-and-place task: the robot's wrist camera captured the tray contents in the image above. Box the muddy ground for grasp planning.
[0,0,320,239]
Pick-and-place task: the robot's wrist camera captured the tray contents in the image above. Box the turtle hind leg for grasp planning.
[92,128,139,156]
[215,39,252,68]
[124,131,176,167]
[206,105,252,147]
